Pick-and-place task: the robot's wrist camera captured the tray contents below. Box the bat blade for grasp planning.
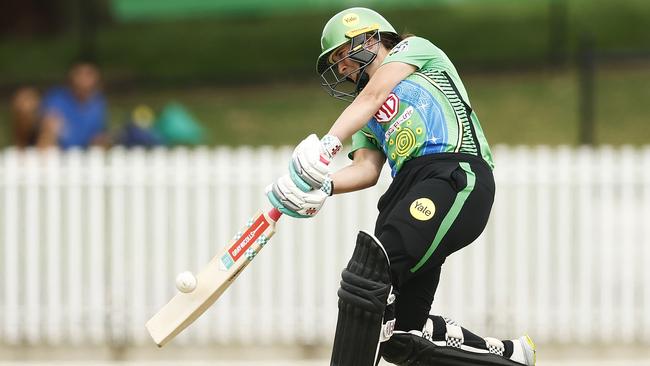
[145,209,281,347]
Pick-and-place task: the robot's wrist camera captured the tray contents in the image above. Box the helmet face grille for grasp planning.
[319,31,381,102]
[319,63,362,102]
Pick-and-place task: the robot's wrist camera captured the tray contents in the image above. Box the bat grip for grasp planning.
[267,207,282,222]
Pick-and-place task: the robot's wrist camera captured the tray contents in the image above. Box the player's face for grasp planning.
[331,44,361,82]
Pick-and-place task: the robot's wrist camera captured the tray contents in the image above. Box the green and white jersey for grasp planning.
[350,36,494,176]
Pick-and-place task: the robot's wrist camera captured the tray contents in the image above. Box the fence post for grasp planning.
[3,149,20,344]
[24,150,41,344]
[65,149,84,344]
[87,148,106,344]
[644,147,650,341]
[578,35,596,145]
[548,0,568,66]
[78,0,97,60]
[576,146,595,343]
[44,151,63,344]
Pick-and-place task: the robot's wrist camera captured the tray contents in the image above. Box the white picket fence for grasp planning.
[1,145,649,347]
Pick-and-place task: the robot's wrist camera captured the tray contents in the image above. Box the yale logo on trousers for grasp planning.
[410,198,435,221]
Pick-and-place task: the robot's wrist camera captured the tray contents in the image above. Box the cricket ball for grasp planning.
[176,271,197,293]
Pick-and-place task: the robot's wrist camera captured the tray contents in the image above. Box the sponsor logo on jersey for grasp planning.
[409,198,435,221]
[374,93,400,123]
[389,40,409,56]
[385,106,414,139]
[342,13,359,27]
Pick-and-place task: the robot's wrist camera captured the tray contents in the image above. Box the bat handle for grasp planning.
[267,207,282,222]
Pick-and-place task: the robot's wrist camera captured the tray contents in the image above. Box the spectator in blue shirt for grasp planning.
[41,60,109,149]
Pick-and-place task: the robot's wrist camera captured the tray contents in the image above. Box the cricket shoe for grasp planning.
[511,334,536,365]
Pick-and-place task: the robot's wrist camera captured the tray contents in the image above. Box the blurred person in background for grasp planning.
[10,87,61,149]
[114,104,164,148]
[267,7,535,366]
[10,86,41,148]
[41,60,109,149]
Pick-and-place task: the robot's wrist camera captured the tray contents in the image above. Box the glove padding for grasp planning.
[266,174,329,218]
[290,134,341,192]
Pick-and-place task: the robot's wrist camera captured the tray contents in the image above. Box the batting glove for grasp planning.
[290,134,341,192]
[266,174,330,218]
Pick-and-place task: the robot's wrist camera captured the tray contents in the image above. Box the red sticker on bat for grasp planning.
[228,215,270,261]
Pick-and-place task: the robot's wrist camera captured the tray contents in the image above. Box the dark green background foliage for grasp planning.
[1,0,648,146]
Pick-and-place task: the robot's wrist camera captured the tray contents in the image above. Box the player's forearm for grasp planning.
[331,165,377,194]
[327,92,387,142]
[331,159,383,194]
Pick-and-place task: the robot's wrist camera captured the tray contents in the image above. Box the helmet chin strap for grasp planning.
[355,72,370,93]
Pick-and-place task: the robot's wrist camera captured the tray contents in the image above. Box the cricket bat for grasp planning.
[145,208,282,347]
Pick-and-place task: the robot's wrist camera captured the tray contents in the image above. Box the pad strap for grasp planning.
[379,292,396,342]
[443,317,464,348]
[485,337,506,356]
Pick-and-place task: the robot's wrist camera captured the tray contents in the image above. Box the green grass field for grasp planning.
[98,65,649,147]
[1,64,648,147]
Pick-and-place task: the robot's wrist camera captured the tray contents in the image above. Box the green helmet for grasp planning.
[317,7,397,75]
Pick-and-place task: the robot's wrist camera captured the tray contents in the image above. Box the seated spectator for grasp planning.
[154,102,204,146]
[114,105,164,148]
[41,60,109,149]
[10,87,41,148]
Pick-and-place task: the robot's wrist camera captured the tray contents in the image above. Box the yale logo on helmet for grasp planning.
[342,13,359,27]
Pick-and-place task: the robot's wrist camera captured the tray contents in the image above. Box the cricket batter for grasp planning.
[267,7,536,366]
